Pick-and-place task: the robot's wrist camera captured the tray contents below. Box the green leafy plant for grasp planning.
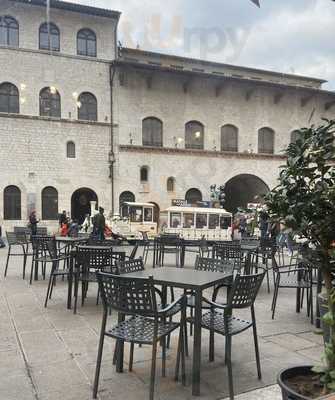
[264,119,335,394]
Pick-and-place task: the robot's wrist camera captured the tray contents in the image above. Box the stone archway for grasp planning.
[71,188,98,224]
[224,174,269,212]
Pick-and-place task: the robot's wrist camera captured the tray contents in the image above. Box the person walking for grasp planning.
[259,211,269,240]
[93,207,106,241]
[29,210,39,236]
[59,210,67,227]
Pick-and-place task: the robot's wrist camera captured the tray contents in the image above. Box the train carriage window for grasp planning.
[209,214,220,229]
[196,213,208,229]
[170,212,181,228]
[220,216,231,229]
[144,208,153,222]
[129,206,143,223]
[183,213,194,228]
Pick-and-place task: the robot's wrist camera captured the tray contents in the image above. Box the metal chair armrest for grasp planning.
[158,295,186,315]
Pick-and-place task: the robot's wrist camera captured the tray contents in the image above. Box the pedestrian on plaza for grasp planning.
[59,210,67,227]
[81,213,91,233]
[29,210,39,236]
[259,211,269,240]
[93,207,106,241]
[68,219,80,237]
[239,216,247,238]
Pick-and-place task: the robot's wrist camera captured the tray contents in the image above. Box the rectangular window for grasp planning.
[209,214,219,229]
[220,216,231,229]
[129,206,143,223]
[144,208,153,222]
[170,213,181,228]
[196,213,207,229]
[183,213,194,228]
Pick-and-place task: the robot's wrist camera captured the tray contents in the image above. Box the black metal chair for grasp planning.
[199,270,265,400]
[74,246,125,313]
[141,232,155,264]
[93,272,186,400]
[213,242,243,270]
[157,235,182,267]
[44,239,72,308]
[4,232,29,279]
[29,235,54,284]
[271,256,313,323]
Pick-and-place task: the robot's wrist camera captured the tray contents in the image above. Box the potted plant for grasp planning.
[264,119,335,399]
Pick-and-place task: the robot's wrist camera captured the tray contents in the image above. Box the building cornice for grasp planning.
[0,112,113,127]
[9,0,121,20]
[0,45,113,64]
[119,144,287,161]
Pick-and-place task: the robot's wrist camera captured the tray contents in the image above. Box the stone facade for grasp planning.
[0,0,334,231]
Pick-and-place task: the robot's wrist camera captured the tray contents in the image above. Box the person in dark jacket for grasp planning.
[59,210,67,227]
[29,211,39,236]
[93,207,106,241]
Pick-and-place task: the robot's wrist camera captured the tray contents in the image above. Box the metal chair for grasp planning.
[157,235,182,267]
[199,270,265,400]
[271,257,313,323]
[44,239,72,308]
[213,242,243,270]
[29,235,54,284]
[74,246,125,313]
[141,232,155,264]
[93,272,186,400]
[4,232,29,279]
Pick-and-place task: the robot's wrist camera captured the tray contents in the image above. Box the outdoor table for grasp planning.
[123,267,233,396]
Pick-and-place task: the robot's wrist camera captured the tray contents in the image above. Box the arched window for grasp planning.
[142,117,163,147]
[258,127,275,154]
[42,186,58,220]
[140,166,148,182]
[66,141,76,158]
[0,82,19,113]
[78,92,97,121]
[39,87,61,118]
[185,188,202,204]
[119,191,135,214]
[167,177,175,192]
[185,121,204,150]
[291,130,300,144]
[39,22,60,51]
[4,185,21,220]
[221,124,238,152]
[0,16,19,47]
[77,28,96,57]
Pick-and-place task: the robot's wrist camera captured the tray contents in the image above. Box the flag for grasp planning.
[250,0,260,7]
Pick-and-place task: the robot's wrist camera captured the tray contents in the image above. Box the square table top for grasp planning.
[76,245,113,251]
[55,236,88,243]
[126,267,232,290]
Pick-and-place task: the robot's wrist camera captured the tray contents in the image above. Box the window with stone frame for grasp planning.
[66,141,76,158]
[39,22,60,51]
[142,117,163,147]
[185,188,202,204]
[140,166,148,182]
[78,92,97,121]
[0,82,19,113]
[185,121,204,150]
[39,87,61,118]
[258,127,275,154]
[4,185,21,220]
[77,28,96,57]
[0,16,19,47]
[42,186,58,220]
[167,177,175,192]
[221,124,238,152]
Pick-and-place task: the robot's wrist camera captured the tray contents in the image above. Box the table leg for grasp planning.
[116,312,125,373]
[67,256,73,309]
[192,287,202,396]
[34,256,39,281]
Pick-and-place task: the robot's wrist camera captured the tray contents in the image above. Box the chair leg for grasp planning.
[129,342,134,372]
[149,340,158,400]
[4,246,11,277]
[209,328,215,362]
[266,269,270,293]
[162,337,166,377]
[252,309,262,379]
[271,283,279,319]
[93,312,107,399]
[49,276,56,299]
[29,258,35,285]
[44,273,54,308]
[226,334,234,400]
[74,273,79,314]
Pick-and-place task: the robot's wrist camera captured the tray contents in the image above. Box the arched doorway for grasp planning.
[185,188,202,205]
[224,174,269,212]
[71,188,98,224]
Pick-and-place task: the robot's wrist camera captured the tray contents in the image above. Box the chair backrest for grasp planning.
[76,246,113,271]
[6,232,18,246]
[46,239,58,260]
[159,235,181,247]
[97,272,158,316]
[37,227,48,236]
[195,256,234,274]
[116,258,145,274]
[86,238,115,246]
[227,270,265,309]
[14,227,30,235]
[31,235,54,251]
[213,243,242,261]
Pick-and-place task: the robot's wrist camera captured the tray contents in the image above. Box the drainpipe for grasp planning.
[109,16,120,215]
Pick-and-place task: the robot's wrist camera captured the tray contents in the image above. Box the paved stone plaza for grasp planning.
[0,247,323,400]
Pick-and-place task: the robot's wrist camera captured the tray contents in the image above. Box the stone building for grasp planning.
[0,0,334,231]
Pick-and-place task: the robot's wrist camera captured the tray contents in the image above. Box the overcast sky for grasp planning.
[72,0,335,89]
